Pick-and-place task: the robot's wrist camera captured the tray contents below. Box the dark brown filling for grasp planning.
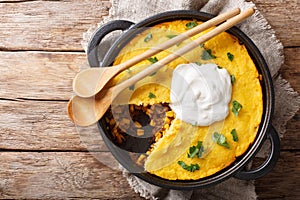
[104,103,174,144]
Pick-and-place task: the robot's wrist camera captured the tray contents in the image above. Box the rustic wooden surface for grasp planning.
[0,0,299,199]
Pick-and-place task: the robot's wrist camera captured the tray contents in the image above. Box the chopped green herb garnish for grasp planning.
[126,69,131,73]
[232,100,242,116]
[129,85,135,91]
[195,62,202,66]
[147,57,158,63]
[201,49,216,60]
[186,21,198,29]
[178,161,200,172]
[212,132,230,149]
[144,33,152,42]
[227,52,234,61]
[231,129,238,142]
[166,34,177,39]
[230,74,236,84]
[217,66,223,69]
[188,141,204,158]
[148,92,156,99]
[200,43,205,48]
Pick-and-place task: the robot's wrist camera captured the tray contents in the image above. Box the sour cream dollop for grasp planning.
[170,63,232,126]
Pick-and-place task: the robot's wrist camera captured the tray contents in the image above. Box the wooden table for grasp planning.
[0,0,299,199]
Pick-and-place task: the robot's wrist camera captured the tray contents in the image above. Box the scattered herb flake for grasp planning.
[188,141,204,158]
[147,57,158,64]
[126,69,131,73]
[186,21,198,29]
[212,132,230,149]
[200,43,205,48]
[129,85,135,91]
[201,49,216,60]
[217,66,223,69]
[231,129,238,142]
[188,146,197,158]
[195,62,202,66]
[230,74,236,85]
[144,33,152,42]
[166,34,177,39]
[232,100,242,116]
[227,52,234,61]
[178,161,200,172]
[148,92,156,99]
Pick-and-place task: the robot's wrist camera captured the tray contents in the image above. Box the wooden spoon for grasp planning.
[68,7,255,127]
[73,8,241,98]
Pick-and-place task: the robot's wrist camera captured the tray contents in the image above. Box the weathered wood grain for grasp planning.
[0,97,298,151]
[0,51,83,100]
[0,48,298,101]
[0,1,299,199]
[0,99,107,151]
[255,151,300,199]
[0,49,298,150]
[279,47,300,150]
[281,111,300,150]
[0,151,297,199]
[0,152,143,199]
[0,0,110,51]
[252,0,300,47]
[281,47,300,93]
[0,0,298,51]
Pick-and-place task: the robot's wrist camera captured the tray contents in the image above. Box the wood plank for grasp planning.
[252,0,300,47]
[0,49,298,151]
[0,48,299,100]
[278,47,300,150]
[255,151,300,199]
[281,48,300,93]
[0,51,83,100]
[0,97,298,152]
[0,152,143,199]
[282,111,300,150]
[0,0,299,51]
[0,0,110,51]
[0,99,107,151]
[0,151,297,199]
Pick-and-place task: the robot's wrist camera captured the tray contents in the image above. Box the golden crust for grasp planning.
[111,20,263,180]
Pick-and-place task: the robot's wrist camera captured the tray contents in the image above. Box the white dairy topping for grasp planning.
[170,63,232,126]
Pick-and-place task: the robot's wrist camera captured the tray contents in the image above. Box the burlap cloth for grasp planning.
[81,0,300,199]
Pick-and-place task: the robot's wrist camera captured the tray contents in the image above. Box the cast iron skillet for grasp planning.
[87,10,280,189]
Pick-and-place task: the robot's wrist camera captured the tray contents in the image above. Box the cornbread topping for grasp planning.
[109,19,263,180]
[170,63,232,126]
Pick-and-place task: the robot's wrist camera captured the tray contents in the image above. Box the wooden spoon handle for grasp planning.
[115,8,255,92]
[115,8,241,72]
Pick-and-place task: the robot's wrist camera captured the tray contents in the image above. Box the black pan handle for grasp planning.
[234,125,280,180]
[87,20,134,67]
